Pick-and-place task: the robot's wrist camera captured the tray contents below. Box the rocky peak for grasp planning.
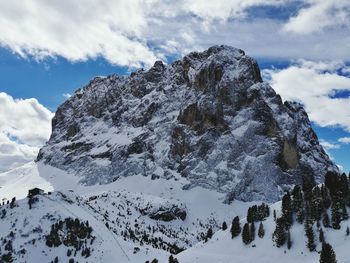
[37,45,338,202]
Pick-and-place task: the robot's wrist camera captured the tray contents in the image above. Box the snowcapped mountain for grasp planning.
[37,45,337,202]
[0,45,347,263]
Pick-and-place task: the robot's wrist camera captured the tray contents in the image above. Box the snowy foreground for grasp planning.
[0,162,349,262]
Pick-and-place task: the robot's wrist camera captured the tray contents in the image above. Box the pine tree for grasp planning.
[303,177,314,201]
[331,202,341,230]
[323,211,330,228]
[282,192,293,226]
[169,255,179,263]
[242,223,251,245]
[340,173,349,200]
[341,203,349,220]
[296,209,305,224]
[258,222,265,238]
[305,222,316,252]
[230,216,241,238]
[310,186,323,222]
[287,230,292,249]
[273,217,286,247]
[325,171,338,197]
[205,227,213,242]
[222,221,227,231]
[292,185,305,224]
[346,226,349,236]
[250,222,255,241]
[319,242,337,263]
[247,207,254,223]
[319,228,325,243]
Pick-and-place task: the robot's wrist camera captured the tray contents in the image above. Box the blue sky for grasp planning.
[0,0,350,173]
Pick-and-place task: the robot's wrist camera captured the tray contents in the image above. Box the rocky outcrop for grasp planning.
[37,45,338,202]
[141,204,187,222]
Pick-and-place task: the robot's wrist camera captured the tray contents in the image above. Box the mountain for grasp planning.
[37,45,337,202]
[0,45,347,263]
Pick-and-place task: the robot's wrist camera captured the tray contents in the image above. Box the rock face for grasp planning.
[37,45,338,202]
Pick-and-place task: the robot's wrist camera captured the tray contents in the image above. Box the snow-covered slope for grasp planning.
[178,202,350,263]
[37,45,337,202]
[1,165,350,262]
[0,162,257,262]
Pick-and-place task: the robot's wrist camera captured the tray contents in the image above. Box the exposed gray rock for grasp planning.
[37,45,338,202]
[140,203,187,222]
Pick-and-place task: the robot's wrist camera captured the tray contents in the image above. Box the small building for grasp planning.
[28,188,44,197]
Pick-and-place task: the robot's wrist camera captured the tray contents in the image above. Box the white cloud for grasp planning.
[319,139,340,150]
[1,0,349,66]
[284,0,350,34]
[182,0,284,21]
[0,92,53,172]
[0,0,159,67]
[338,137,350,144]
[263,60,350,131]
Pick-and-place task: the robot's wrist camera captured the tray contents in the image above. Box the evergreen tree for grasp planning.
[303,177,314,201]
[321,185,332,209]
[282,192,293,226]
[331,202,342,230]
[346,226,349,236]
[169,255,179,263]
[292,185,304,211]
[230,216,241,238]
[296,209,305,224]
[319,228,325,243]
[205,227,213,242]
[340,173,349,201]
[247,207,254,223]
[310,186,323,222]
[341,203,349,220]
[287,230,292,250]
[273,217,286,247]
[325,171,338,197]
[222,221,227,231]
[242,223,251,245]
[258,222,265,238]
[323,211,330,228]
[319,242,337,263]
[304,222,316,251]
[250,222,255,241]
[292,185,304,223]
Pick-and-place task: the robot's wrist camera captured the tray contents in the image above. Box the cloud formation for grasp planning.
[319,139,340,150]
[0,0,349,66]
[338,137,350,144]
[284,0,350,34]
[0,92,53,172]
[263,60,350,131]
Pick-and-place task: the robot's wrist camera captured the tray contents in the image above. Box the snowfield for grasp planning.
[0,162,349,262]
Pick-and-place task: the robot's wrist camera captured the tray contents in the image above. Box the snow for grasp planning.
[178,202,350,263]
[1,161,350,262]
[0,162,53,200]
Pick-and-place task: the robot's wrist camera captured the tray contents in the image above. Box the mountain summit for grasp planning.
[37,45,338,202]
